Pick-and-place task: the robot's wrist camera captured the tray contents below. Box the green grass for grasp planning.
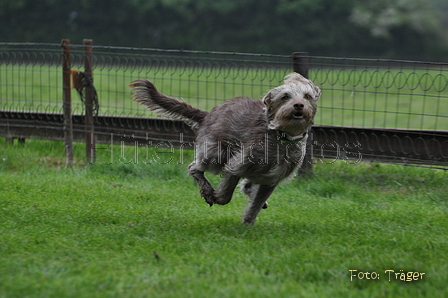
[1,138,447,297]
[1,64,448,130]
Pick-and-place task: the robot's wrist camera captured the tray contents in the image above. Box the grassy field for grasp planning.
[1,64,447,130]
[1,138,447,297]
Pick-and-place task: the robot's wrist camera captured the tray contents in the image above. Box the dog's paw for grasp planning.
[199,187,216,207]
[242,218,256,226]
[262,202,269,209]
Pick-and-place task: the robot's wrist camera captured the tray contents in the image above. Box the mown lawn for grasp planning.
[0,138,447,297]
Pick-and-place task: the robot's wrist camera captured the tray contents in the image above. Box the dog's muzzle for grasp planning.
[292,103,305,120]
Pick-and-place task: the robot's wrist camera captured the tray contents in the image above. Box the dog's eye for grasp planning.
[281,94,290,101]
[304,94,313,100]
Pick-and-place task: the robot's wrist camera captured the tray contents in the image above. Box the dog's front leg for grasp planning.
[243,184,276,226]
[214,172,240,205]
[188,163,216,206]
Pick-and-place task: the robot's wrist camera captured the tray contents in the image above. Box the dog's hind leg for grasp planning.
[240,179,268,209]
[242,184,276,226]
[214,172,240,205]
[188,162,216,206]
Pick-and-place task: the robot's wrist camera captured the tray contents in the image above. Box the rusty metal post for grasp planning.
[83,39,96,164]
[293,52,313,177]
[293,52,309,78]
[61,39,73,166]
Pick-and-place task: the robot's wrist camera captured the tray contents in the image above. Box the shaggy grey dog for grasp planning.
[130,73,320,225]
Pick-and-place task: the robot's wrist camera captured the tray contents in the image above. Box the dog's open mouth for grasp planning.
[293,111,304,120]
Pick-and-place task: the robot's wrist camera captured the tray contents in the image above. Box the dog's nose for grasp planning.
[294,103,304,110]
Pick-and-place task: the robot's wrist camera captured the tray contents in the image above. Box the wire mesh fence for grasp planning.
[2,43,447,130]
[308,56,448,131]
[1,42,293,117]
[1,42,447,168]
[1,43,63,113]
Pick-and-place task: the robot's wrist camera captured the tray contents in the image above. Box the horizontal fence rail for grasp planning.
[2,111,447,168]
[1,42,447,169]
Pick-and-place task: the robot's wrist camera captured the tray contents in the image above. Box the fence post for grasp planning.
[83,39,96,164]
[292,52,313,177]
[61,39,73,166]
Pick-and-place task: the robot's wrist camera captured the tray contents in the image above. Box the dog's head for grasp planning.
[262,73,320,136]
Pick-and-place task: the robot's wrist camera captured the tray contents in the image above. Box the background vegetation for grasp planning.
[1,0,448,60]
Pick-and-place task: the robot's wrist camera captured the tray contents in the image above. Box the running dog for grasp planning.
[130,73,320,225]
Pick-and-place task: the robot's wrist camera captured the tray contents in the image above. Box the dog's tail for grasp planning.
[130,79,208,131]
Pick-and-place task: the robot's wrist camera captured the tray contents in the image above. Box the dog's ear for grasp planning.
[313,85,322,101]
[262,92,272,106]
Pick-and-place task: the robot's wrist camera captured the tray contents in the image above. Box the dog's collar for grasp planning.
[277,131,307,145]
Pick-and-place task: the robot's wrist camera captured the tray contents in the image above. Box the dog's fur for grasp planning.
[130,73,320,225]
